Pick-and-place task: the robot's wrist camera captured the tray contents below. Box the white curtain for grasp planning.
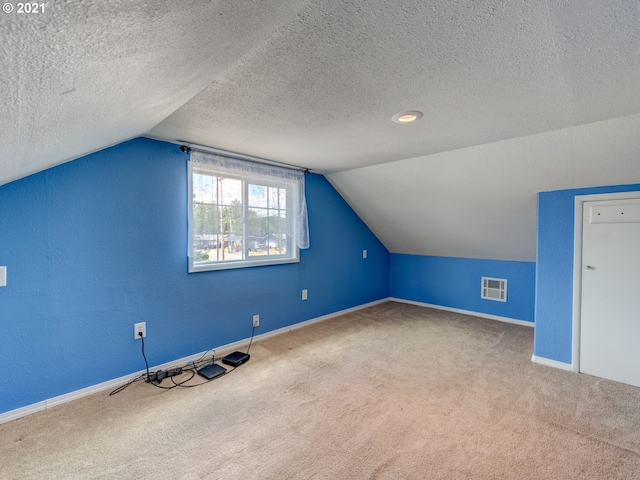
[190,149,309,249]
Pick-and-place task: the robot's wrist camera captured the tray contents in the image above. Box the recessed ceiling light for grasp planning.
[392,110,423,124]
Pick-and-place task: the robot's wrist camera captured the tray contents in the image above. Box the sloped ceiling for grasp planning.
[0,0,311,184]
[2,0,640,262]
[327,114,640,262]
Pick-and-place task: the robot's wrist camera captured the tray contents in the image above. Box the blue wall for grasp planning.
[9,136,635,414]
[390,254,535,322]
[534,183,640,364]
[0,138,390,415]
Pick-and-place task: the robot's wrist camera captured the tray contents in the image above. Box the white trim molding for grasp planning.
[388,297,534,327]
[531,355,573,371]
[236,298,389,346]
[0,298,388,425]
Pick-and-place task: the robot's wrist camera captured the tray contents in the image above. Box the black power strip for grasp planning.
[146,367,183,383]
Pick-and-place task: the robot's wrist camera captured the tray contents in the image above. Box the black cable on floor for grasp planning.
[140,334,151,379]
[246,324,256,355]
[109,329,253,395]
[141,335,178,390]
[108,374,145,396]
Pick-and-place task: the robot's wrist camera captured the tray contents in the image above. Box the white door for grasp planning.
[580,198,640,387]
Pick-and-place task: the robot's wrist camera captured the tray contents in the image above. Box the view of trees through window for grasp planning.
[192,173,289,264]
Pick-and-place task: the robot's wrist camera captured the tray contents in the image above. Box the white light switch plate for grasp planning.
[0,266,6,287]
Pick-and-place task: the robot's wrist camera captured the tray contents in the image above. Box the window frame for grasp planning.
[188,159,300,273]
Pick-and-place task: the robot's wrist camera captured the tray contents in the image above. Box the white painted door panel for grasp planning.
[580,198,640,387]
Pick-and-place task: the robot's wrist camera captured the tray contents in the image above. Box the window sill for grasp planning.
[189,255,299,273]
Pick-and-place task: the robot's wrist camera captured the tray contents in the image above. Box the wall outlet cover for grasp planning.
[134,322,146,339]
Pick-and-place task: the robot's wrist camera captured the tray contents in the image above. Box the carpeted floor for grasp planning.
[1,301,640,479]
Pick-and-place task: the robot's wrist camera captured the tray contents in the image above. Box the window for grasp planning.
[188,150,309,272]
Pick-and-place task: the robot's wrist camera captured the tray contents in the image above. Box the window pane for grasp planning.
[192,173,219,264]
[270,210,287,255]
[193,204,215,236]
[248,184,267,208]
[248,207,267,255]
[218,178,243,262]
[268,186,286,209]
[192,173,218,204]
[247,184,288,257]
[220,177,242,206]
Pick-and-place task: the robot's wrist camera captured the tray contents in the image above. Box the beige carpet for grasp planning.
[2,301,640,479]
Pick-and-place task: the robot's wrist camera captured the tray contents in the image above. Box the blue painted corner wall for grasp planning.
[390,254,535,322]
[5,134,636,416]
[534,183,640,365]
[0,138,390,415]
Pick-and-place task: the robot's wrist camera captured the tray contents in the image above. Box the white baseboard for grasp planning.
[531,355,573,371]
[388,297,534,327]
[0,298,388,425]
[245,298,388,344]
[0,350,219,425]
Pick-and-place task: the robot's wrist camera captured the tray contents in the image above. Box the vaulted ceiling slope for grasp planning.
[327,113,640,262]
[0,0,312,185]
[1,1,639,261]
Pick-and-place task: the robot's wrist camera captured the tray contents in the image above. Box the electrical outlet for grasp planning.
[302,289,308,301]
[363,250,368,259]
[253,315,260,327]
[0,266,6,287]
[134,322,146,339]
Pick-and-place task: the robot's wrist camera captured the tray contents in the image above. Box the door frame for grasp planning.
[572,191,640,372]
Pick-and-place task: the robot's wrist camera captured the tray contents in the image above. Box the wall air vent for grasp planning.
[481,277,507,302]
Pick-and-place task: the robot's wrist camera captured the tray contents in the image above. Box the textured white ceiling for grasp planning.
[151,0,640,172]
[2,0,640,261]
[0,0,310,185]
[327,114,640,261]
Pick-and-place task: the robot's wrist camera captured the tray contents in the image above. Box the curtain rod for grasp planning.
[178,141,309,174]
